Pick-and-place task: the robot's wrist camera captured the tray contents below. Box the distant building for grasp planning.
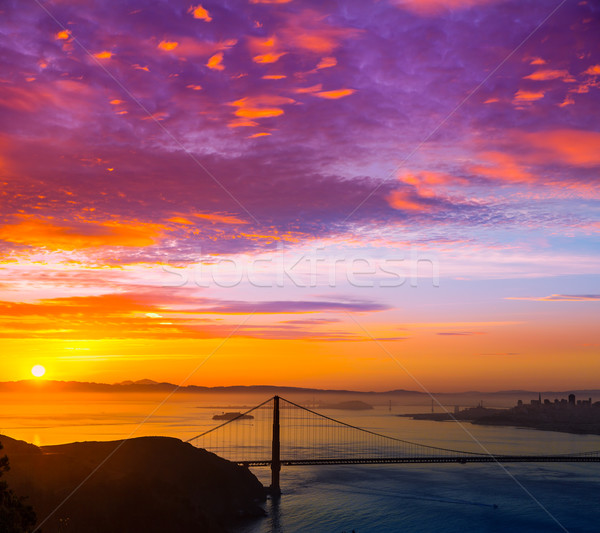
[513,393,595,412]
[531,393,542,406]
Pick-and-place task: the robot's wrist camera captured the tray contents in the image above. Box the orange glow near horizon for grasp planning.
[1,301,598,391]
[0,0,599,396]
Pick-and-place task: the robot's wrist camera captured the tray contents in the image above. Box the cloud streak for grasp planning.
[506,294,600,302]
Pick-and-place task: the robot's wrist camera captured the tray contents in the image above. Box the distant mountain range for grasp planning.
[0,378,423,395]
[1,379,599,399]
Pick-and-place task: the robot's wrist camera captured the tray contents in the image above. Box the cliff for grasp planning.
[0,435,265,532]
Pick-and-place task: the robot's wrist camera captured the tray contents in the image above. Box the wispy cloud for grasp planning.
[506,294,600,302]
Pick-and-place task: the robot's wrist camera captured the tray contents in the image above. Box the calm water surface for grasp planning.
[3,393,599,532]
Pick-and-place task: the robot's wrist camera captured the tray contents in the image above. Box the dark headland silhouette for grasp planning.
[1,435,265,533]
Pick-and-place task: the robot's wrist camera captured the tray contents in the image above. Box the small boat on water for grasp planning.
[212,412,254,421]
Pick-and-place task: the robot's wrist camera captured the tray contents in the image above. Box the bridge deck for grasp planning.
[187,395,600,483]
[237,456,600,467]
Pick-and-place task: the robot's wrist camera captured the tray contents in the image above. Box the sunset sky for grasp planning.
[0,0,598,391]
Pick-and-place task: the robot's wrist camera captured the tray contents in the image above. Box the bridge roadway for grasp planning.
[188,396,600,492]
[238,455,600,467]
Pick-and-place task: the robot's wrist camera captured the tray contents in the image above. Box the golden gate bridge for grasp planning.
[186,396,600,494]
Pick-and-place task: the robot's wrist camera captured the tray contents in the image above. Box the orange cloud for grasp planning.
[248,132,271,138]
[93,51,112,59]
[401,170,465,188]
[470,152,532,182]
[247,35,288,66]
[141,111,168,121]
[55,30,70,40]
[235,107,283,118]
[253,52,287,63]
[391,170,467,208]
[162,38,235,59]
[513,89,544,103]
[387,190,433,211]
[469,129,600,190]
[316,57,337,69]
[0,80,95,114]
[227,118,259,128]
[583,65,600,76]
[207,52,225,70]
[0,293,205,340]
[391,0,498,15]
[292,35,341,54]
[523,69,574,82]
[157,40,179,51]
[559,95,574,108]
[233,95,294,107]
[194,213,248,224]
[0,216,164,250]
[294,84,322,94]
[168,216,194,225]
[522,130,600,167]
[314,89,355,99]
[278,10,363,54]
[169,212,250,225]
[247,36,278,54]
[188,4,212,21]
[262,75,286,80]
[228,95,294,119]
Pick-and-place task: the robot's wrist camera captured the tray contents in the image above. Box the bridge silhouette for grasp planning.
[187,396,600,494]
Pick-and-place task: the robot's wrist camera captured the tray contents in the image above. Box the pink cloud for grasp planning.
[583,65,600,76]
[277,10,363,54]
[522,130,600,167]
[470,152,533,182]
[506,294,600,302]
[391,0,501,16]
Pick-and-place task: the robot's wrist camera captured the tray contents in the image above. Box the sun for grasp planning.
[31,365,46,378]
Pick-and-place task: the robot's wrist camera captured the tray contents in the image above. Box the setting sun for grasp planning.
[31,365,46,378]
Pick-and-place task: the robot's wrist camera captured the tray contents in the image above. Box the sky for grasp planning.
[0,0,598,391]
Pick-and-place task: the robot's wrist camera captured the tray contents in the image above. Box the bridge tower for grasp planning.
[270,395,281,496]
